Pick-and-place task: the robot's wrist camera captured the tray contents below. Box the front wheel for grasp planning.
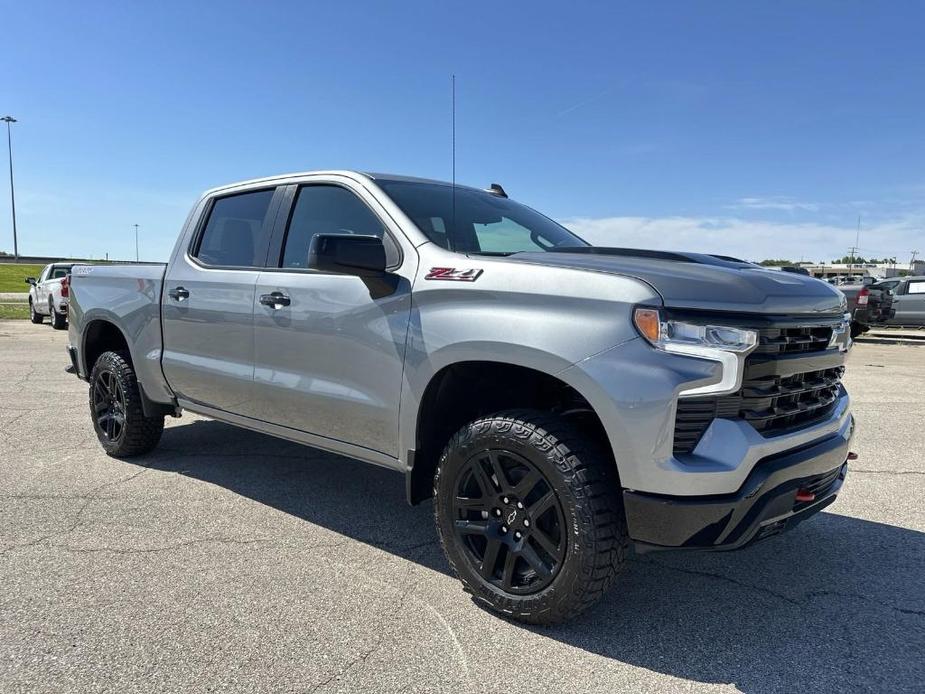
[29,300,43,324]
[89,351,164,457]
[49,301,67,330]
[434,410,628,624]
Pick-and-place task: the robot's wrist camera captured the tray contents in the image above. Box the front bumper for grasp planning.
[560,336,853,497]
[625,423,853,552]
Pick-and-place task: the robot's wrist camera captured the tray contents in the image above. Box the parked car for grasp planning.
[25,262,74,329]
[838,281,895,337]
[880,276,925,326]
[66,171,855,624]
[869,278,903,294]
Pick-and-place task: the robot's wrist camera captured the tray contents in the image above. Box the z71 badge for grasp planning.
[424,267,483,282]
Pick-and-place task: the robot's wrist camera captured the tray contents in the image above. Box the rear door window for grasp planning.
[193,189,276,267]
[907,281,925,294]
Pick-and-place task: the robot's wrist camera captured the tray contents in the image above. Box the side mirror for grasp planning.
[25,277,36,286]
[308,234,386,276]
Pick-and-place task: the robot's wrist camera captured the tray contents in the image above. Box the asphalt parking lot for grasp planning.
[1,320,923,693]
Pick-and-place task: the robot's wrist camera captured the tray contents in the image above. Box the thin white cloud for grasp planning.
[728,196,820,212]
[561,213,924,264]
[554,85,619,119]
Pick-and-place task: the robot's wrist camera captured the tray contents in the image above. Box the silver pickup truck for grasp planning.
[67,171,855,624]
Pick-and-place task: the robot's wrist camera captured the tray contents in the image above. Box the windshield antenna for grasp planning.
[451,74,456,250]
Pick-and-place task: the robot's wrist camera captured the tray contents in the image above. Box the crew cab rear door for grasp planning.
[249,178,414,457]
[161,186,282,413]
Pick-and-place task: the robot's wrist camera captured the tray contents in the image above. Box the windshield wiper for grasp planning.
[467,251,515,256]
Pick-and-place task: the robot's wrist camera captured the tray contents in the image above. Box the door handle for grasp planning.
[259,292,291,308]
[168,286,190,301]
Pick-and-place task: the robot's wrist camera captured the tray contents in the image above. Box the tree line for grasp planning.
[759,256,898,266]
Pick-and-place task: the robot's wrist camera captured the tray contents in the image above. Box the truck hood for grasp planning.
[508,248,846,316]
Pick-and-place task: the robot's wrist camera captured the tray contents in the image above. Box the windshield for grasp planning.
[378,180,588,255]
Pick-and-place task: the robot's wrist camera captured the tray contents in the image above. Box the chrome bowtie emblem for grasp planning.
[507,510,517,524]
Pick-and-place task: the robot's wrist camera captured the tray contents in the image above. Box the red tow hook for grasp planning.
[847,451,859,461]
[795,489,816,502]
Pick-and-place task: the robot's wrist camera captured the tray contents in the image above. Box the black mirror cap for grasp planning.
[308,234,387,276]
[25,277,36,285]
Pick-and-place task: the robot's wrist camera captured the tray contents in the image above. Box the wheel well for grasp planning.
[82,320,131,374]
[408,361,611,504]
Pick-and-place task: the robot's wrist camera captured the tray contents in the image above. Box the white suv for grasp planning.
[26,263,74,329]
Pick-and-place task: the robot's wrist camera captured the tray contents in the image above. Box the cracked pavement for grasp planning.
[1,320,923,693]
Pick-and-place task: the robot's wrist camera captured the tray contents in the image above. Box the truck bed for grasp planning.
[68,263,170,402]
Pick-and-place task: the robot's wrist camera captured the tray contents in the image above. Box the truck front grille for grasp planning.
[737,366,843,433]
[752,325,833,355]
[673,321,846,455]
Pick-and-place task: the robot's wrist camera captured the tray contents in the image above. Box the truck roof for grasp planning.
[202,170,487,198]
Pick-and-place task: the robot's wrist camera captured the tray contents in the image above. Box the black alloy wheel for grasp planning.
[452,449,566,595]
[88,351,164,457]
[93,368,127,445]
[434,410,628,624]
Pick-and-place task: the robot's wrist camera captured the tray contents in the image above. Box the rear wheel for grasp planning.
[29,299,43,324]
[434,409,628,624]
[49,300,66,330]
[89,351,164,457]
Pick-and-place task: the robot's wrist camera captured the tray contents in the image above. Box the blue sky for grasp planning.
[1,1,923,263]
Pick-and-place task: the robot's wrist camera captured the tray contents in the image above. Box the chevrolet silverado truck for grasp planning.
[26,262,74,328]
[67,171,855,624]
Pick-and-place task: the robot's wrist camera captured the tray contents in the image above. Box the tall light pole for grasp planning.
[2,116,17,260]
[133,224,139,262]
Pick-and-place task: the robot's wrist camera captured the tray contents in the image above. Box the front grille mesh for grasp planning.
[753,325,833,355]
[673,321,844,455]
[739,366,843,433]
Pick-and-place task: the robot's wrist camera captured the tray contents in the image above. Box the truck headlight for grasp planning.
[633,308,758,396]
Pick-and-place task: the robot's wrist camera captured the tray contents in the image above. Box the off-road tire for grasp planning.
[89,351,164,457]
[434,409,628,625]
[49,301,66,330]
[29,299,43,324]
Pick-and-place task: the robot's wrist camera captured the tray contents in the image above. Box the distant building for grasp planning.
[796,260,925,282]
